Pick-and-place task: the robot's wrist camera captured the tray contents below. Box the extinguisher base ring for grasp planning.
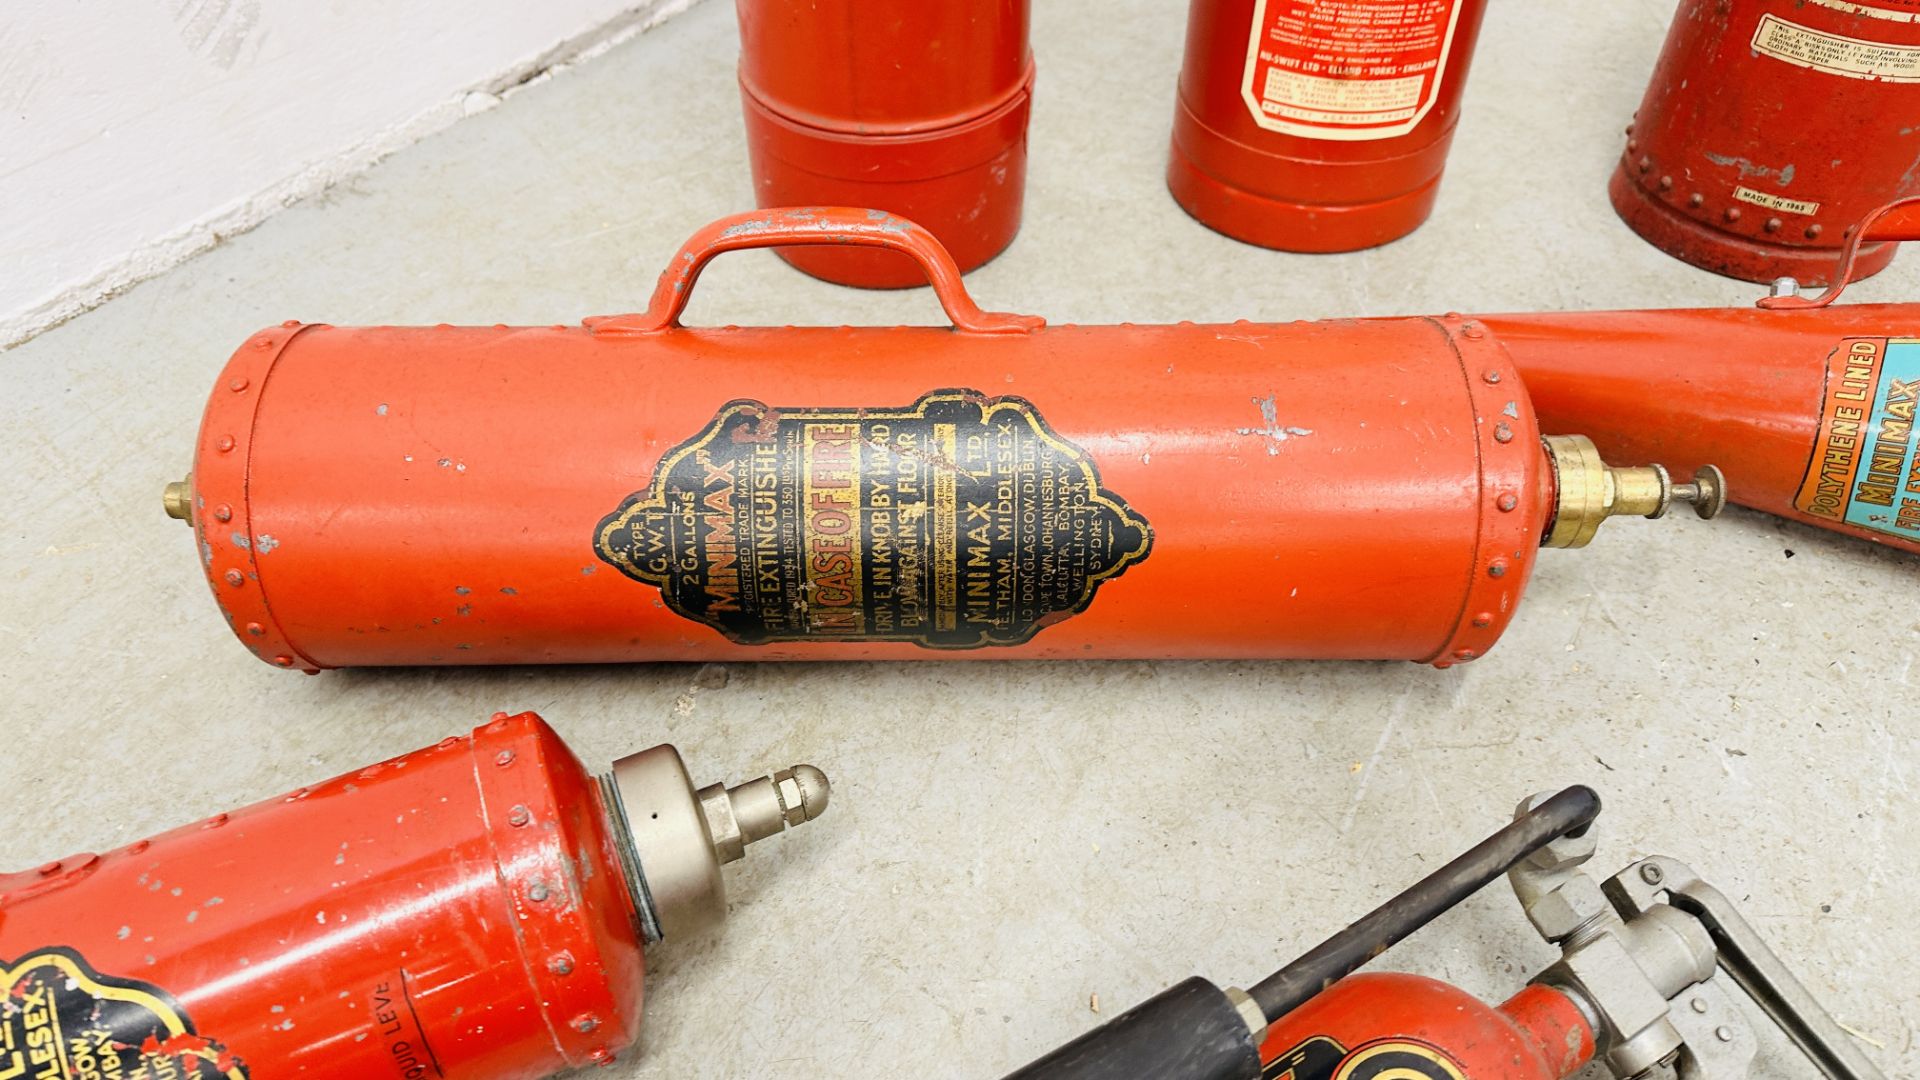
[1608,166,1900,287]
[1165,135,1443,254]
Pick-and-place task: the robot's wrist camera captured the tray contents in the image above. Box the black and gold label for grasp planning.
[1265,1035,1465,1080]
[0,947,247,1079]
[595,390,1153,647]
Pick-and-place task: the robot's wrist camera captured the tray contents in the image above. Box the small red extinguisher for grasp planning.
[1168,0,1493,251]
[0,711,830,1079]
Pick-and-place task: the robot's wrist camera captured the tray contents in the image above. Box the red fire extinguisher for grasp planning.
[1167,0,1493,251]
[1003,787,1886,1080]
[160,207,1723,674]
[0,711,830,1079]
[1502,198,1920,556]
[734,0,1033,287]
[1611,0,1920,285]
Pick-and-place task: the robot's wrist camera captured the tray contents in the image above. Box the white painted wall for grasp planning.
[0,0,702,349]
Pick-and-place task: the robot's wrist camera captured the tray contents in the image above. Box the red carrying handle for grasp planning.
[586,207,1045,335]
[1758,195,1920,310]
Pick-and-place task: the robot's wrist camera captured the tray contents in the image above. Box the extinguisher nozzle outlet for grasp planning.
[604,745,830,943]
[162,477,193,523]
[1543,436,1728,548]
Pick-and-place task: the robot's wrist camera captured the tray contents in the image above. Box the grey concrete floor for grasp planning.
[5,1,1917,1077]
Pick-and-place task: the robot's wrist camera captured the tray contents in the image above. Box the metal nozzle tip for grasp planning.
[162,479,193,523]
[782,764,830,822]
[1680,464,1727,520]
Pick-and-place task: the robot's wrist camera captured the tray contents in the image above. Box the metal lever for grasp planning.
[1756,195,1920,311]
[1605,857,1886,1080]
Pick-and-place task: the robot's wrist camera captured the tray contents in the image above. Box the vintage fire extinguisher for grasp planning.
[1501,198,1920,557]
[734,0,1033,287]
[160,207,1724,673]
[1004,786,1886,1080]
[0,710,830,1079]
[1611,0,1920,285]
[1167,0,1492,251]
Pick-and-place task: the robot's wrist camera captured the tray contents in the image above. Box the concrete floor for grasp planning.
[5,1,1917,1077]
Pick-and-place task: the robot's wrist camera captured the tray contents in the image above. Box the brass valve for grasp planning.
[1544,434,1726,548]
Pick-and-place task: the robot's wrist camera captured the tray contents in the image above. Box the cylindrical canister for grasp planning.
[1492,300,1920,556]
[735,0,1033,287]
[0,711,829,1079]
[164,209,1717,673]
[1258,973,1596,1080]
[1611,0,1920,285]
[1167,0,1492,251]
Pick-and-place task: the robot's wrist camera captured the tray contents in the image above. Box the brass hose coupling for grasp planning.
[1544,435,1726,548]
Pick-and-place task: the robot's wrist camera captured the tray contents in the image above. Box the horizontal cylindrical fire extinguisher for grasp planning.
[1611,0,1920,285]
[1003,786,1885,1080]
[734,0,1032,287]
[0,710,830,1079]
[1498,198,1920,557]
[1167,0,1492,252]
[161,208,1723,672]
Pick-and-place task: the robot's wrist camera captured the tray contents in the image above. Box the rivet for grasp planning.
[1715,1026,1734,1043]
[1691,998,1709,1014]
[1627,138,1639,152]
[507,805,531,827]
[572,1015,599,1033]
[1488,559,1509,578]
[1462,322,1484,340]
[228,377,249,393]
[1764,217,1783,233]
[528,880,550,903]
[224,569,245,587]
[254,339,273,350]
[1493,422,1514,444]
[1497,494,1518,512]
[213,504,233,522]
[1689,193,1705,208]
[36,861,61,877]
[1637,155,1652,173]
[129,840,150,855]
[548,954,575,976]
[438,736,461,749]
[202,813,229,829]
[272,655,294,667]
[495,750,516,767]
[216,435,236,453]
[283,787,310,802]
[1805,223,1824,240]
[588,1049,611,1064]
[1724,206,1743,223]
[1483,369,1501,384]
[1453,648,1475,660]
[246,622,265,636]
[281,320,300,328]
[1641,863,1665,885]
[1472,612,1493,628]
[1658,175,1673,191]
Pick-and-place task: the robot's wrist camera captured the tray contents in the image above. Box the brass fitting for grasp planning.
[604,746,829,942]
[1544,435,1726,549]
[163,477,194,523]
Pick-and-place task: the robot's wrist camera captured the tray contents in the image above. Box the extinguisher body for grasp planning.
[1611,0,1920,285]
[1168,0,1492,252]
[179,307,1551,671]
[1257,973,1596,1080]
[0,713,645,1079]
[1490,303,1920,555]
[735,0,1032,287]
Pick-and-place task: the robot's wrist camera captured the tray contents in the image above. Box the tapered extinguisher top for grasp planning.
[602,745,830,943]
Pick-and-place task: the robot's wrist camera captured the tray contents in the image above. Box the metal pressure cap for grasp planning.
[607,745,829,943]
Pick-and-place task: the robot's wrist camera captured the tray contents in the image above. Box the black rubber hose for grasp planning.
[1000,977,1262,1080]
[1247,784,1602,1023]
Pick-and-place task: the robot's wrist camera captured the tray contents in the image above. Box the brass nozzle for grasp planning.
[163,477,194,523]
[1544,435,1726,549]
[607,746,831,942]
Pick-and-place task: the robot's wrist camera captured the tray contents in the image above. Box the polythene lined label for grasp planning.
[1751,14,1920,81]
[1263,1033,1466,1079]
[594,390,1152,647]
[1795,338,1920,542]
[0,947,247,1079]
[1240,0,1465,141]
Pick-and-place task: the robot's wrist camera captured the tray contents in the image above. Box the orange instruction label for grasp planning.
[1240,0,1464,141]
